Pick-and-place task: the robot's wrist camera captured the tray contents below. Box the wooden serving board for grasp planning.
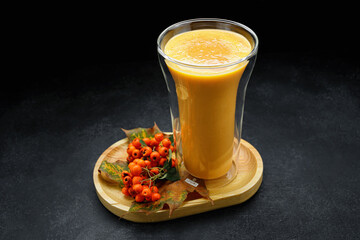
[93,138,263,222]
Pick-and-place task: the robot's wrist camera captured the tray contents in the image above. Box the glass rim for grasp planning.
[157,18,259,69]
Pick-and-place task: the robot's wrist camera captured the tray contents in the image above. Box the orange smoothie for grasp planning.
[164,29,252,179]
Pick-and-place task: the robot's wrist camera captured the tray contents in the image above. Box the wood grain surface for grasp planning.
[93,138,263,222]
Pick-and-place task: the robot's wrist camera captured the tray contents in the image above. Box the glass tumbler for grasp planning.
[157,18,258,187]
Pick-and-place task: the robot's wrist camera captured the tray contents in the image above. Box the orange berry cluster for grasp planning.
[121,132,176,202]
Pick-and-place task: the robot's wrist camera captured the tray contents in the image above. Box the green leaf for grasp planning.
[163,158,171,170]
[163,149,172,170]
[165,167,180,181]
[139,139,147,147]
[168,135,175,146]
[168,149,172,160]
[161,149,180,182]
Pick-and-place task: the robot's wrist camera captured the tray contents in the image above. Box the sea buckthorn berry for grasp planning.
[132,138,142,149]
[169,145,174,152]
[150,151,161,162]
[128,143,134,148]
[128,187,135,197]
[171,159,177,168]
[159,158,167,167]
[145,196,152,202]
[132,184,143,194]
[127,155,134,163]
[150,167,159,176]
[132,176,143,185]
[154,133,164,142]
[141,146,152,157]
[132,149,141,159]
[142,137,151,146]
[161,138,171,148]
[144,160,151,169]
[141,188,152,197]
[122,187,130,196]
[151,186,159,193]
[137,159,146,168]
[158,147,169,157]
[152,192,161,202]
[130,164,142,176]
[150,160,159,167]
[128,162,136,171]
[135,194,145,202]
[150,138,159,148]
[123,176,132,185]
[121,171,131,179]
[127,145,136,155]
[133,158,140,164]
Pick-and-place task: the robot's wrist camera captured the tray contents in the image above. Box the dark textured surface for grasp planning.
[2,7,360,239]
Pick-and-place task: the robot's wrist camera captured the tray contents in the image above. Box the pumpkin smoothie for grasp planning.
[164,29,252,179]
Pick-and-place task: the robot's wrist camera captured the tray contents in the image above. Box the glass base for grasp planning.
[204,160,238,189]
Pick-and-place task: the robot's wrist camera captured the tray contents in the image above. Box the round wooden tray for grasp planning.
[93,138,263,222]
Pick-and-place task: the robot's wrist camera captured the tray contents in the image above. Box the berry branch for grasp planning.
[120,132,180,203]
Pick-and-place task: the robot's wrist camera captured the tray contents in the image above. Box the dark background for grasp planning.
[2,3,360,239]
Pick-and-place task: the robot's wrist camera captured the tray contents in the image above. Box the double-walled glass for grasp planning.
[157,18,258,184]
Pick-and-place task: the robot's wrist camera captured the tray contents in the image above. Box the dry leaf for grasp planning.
[98,160,129,187]
[128,175,213,217]
[121,123,161,142]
